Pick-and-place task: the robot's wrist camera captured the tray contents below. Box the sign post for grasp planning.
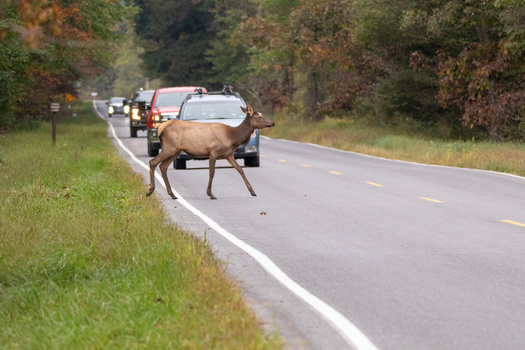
[50,102,60,145]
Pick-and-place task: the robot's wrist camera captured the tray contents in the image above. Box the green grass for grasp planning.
[262,114,525,177]
[0,101,283,349]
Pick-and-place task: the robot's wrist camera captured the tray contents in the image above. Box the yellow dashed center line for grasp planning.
[261,155,267,158]
[277,159,287,162]
[366,182,383,187]
[502,220,525,228]
[301,164,312,167]
[330,171,342,175]
[419,197,443,203]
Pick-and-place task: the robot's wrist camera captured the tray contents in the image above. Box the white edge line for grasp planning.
[93,101,379,350]
[261,136,525,181]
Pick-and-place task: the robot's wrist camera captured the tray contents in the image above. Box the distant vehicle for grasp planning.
[129,89,155,137]
[173,85,260,169]
[123,98,130,117]
[106,97,126,117]
[146,86,207,157]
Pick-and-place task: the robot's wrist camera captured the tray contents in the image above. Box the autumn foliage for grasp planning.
[0,0,131,129]
[132,0,525,140]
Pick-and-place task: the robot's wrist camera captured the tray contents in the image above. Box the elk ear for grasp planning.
[240,106,247,114]
[246,104,254,114]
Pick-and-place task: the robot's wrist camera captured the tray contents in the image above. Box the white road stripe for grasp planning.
[94,101,379,350]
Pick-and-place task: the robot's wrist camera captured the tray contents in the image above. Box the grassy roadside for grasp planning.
[0,101,283,349]
[262,114,525,177]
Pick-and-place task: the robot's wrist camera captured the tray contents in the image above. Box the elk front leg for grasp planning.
[207,156,217,199]
[159,155,177,199]
[226,155,256,196]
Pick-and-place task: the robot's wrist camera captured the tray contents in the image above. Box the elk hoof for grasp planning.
[250,191,257,197]
[146,188,154,196]
[169,192,178,200]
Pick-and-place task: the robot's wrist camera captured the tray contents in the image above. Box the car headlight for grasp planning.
[245,145,258,153]
[108,106,114,114]
[153,115,160,121]
[123,105,130,114]
[131,108,140,120]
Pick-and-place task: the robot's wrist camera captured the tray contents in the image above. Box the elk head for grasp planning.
[241,105,276,129]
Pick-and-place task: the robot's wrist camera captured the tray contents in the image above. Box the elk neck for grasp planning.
[231,114,255,146]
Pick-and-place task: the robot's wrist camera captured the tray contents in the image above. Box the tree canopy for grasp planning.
[0,0,133,129]
[4,0,525,140]
[133,0,525,139]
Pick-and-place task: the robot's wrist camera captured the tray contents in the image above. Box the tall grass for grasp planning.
[262,114,525,177]
[0,102,283,349]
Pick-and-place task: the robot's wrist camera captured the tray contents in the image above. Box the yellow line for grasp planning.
[366,182,383,187]
[419,197,443,203]
[301,164,312,167]
[261,155,267,158]
[277,159,287,162]
[502,220,525,228]
[330,171,342,175]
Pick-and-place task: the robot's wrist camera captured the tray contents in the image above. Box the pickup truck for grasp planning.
[129,89,155,137]
[146,86,207,156]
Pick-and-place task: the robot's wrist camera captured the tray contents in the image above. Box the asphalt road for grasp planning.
[95,101,525,350]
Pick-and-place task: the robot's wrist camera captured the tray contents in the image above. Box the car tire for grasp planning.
[244,156,260,167]
[147,142,159,157]
[174,159,186,169]
[108,113,112,118]
[130,126,137,138]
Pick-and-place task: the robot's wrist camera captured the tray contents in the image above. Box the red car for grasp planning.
[146,86,207,156]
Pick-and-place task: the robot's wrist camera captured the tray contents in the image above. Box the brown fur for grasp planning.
[146,104,275,199]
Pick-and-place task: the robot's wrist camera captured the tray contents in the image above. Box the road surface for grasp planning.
[95,101,525,350]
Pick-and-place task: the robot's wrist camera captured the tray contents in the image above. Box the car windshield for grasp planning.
[135,91,154,102]
[110,97,125,105]
[154,92,190,108]
[181,101,245,120]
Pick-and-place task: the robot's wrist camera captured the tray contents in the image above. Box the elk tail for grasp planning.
[157,119,172,143]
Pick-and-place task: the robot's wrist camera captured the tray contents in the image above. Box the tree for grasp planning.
[0,0,133,129]
[134,0,215,86]
[413,0,525,139]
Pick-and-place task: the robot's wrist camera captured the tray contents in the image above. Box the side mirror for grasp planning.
[146,105,151,110]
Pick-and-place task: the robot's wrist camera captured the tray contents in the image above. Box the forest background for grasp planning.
[2,0,525,141]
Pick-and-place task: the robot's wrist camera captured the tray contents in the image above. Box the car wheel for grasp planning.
[147,142,159,157]
[244,156,260,167]
[108,113,112,118]
[130,126,137,138]
[174,159,186,169]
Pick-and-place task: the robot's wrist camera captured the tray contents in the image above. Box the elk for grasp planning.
[146,104,275,199]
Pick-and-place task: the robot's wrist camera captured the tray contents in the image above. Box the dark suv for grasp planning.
[129,89,155,137]
[146,86,207,156]
[173,86,260,169]
[106,97,127,117]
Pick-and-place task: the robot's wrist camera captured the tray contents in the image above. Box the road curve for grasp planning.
[95,101,525,350]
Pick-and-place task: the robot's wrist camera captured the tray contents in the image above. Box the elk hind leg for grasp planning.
[226,155,256,196]
[147,151,176,197]
[159,154,178,199]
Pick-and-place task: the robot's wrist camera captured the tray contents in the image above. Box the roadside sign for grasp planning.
[50,102,59,145]
[65,93,76,103]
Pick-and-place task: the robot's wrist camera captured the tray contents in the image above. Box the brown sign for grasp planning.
[50,102,60,112]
